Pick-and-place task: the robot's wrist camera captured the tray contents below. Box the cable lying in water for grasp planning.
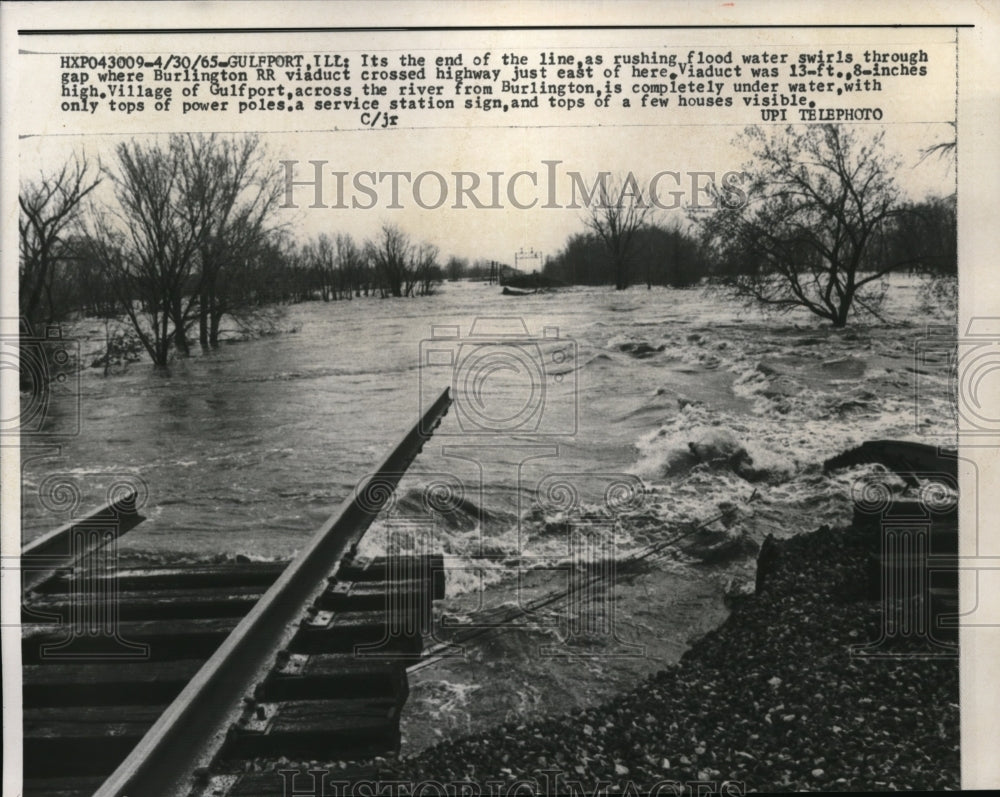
[408,489,759,674]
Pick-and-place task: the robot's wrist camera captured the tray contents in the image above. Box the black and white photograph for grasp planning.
[2,2,998,795]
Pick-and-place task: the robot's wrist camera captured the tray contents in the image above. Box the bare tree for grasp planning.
[367,223,413,298]
[84,134,283,366]
[178,134,284,347]
[413,242,442,296]
[335,232,363,298]
[919,121,956,173]
[85,138,207,366]
[584,173,655,290]
[698,125,918,327]
[302,234,336,301]
[445,255,468,281]
[19,156,101,327]
[301,232,363,301]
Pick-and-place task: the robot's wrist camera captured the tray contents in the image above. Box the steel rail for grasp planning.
[21,489,144,593]
[93,387,452,797]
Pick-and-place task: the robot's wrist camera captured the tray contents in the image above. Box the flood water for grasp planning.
[22,277,953,566]
[19,277,956,751]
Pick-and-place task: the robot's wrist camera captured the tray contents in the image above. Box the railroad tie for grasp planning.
[205,553,444,788]
[25,387,456,797]
[21,561,287,792]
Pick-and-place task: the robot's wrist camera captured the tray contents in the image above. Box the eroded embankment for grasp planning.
[338,522,959,793]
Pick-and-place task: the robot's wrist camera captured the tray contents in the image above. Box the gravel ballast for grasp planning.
[286,522,961,793]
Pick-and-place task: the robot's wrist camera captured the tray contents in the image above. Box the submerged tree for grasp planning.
[179,134,284,349]
[362,224,443,298]
[698,124,924,327]
[19,156,101,328]
[302,233,337,301]
[85,139,204,366]
[914,125,957,317]
[85,134,282,366]
[367,223,412,298]
[543,222,709,289]
[584,173,656,291]
[335,233,366,297]
[445,255,468,281]
[412,242,442,296]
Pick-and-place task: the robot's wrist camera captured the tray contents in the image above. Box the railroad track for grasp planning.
[20,388,453,797]
[19,419,960,797]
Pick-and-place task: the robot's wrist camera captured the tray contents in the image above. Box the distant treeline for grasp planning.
[536,126,957,329]
[39,225,451,322]
[540,194,955,292]
[543,222,711,288]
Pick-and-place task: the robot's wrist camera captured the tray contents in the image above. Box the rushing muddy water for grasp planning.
[22,277,954,556]
[19,277,955,753]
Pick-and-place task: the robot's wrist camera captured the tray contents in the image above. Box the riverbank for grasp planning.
[397,556,736,753]
[356,521,959,792]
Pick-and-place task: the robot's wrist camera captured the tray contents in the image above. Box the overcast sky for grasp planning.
[19,121,954,266]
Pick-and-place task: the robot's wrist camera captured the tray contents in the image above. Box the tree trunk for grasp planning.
[170,299,190,356]
[173,326,190,356]
[210,311,222,347]
[831,282,854,327]
[614,257,628,290]
[155,316,171,367]
[209,284,223,347]
[199,289,210,350]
